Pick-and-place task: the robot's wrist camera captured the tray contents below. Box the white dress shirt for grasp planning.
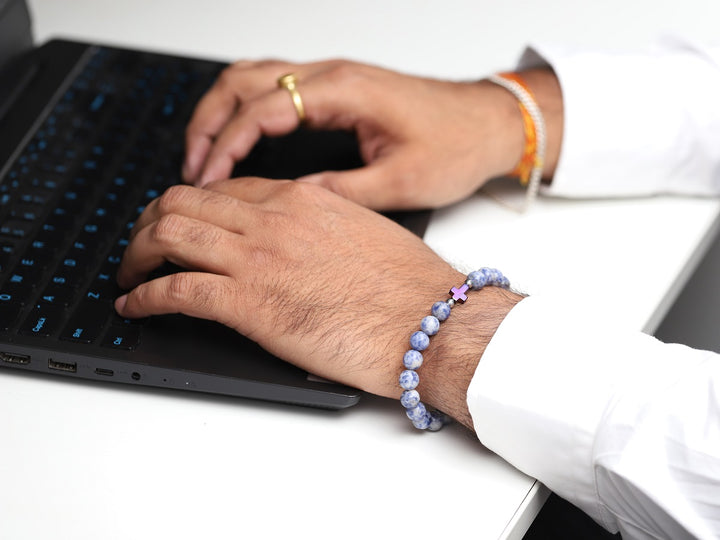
[468,40,720,539]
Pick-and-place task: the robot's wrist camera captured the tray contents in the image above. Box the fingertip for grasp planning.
[296,173,324,185]
[181,161,195,184]
[114,294,128,315]
[198,157,234,187]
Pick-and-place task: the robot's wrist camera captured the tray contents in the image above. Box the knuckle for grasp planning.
[153,212,223,250]
[166,272,198,303]
[279,179,323,201]
[165,273,226,318]
[216,65,239,88]
[255,59,284,70]
[156,184,194,215]
[152,213,186,245]
[325,61,363,86]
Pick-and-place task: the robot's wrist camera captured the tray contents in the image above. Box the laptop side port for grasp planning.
[0,352,31,365]
[48,359,77,373]
[94,368,114,377]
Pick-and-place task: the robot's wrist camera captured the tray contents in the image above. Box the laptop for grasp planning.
[0,0,431,409]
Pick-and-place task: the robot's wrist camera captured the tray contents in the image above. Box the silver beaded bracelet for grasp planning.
[399,268,510,431]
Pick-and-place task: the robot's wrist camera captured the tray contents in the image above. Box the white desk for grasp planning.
[2,1,720,539]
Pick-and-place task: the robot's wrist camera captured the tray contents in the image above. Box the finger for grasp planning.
[115,272,242,329]
[129,184,251,241]
[196,90,303,186]
[297,158,418,210]
[183,83,240,183]
[117,214,242,290]
[184,60,312,183]
[195,65,371,187]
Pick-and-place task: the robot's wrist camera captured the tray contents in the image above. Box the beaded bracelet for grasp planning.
[487,73,546,213]
[399,268,510,431]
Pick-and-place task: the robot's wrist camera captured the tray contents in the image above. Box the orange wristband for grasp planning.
[498,72,538,187]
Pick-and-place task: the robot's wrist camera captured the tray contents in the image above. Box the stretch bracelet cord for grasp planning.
[399,267,510,431]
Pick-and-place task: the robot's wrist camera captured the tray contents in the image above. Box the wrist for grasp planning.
[476,68,563,182]
[516,68,563,179]
[415,286,523,430]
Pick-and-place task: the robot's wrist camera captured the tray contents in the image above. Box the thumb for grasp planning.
[297,161,416,210]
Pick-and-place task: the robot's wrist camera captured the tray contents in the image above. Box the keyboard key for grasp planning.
[2,273,35,300]
[0,220,34,239]
[87,269,124,301]
[60,299,110,343]
[102,325,141,350]
[39,283,76,306]
[12,258,44,282]
[19,305,64,337]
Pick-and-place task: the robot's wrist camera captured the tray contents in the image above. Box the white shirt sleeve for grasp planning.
[516,38,720,198]
[467,295,720,539]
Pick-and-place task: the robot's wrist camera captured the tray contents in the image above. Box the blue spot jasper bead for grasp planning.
[411,413,432,430]
[410,331,430,351]
[420,315,440,336]
[427,412,446,431]
[431,301,451,321]
[400,389,420,408]
[403,349,423,370]
[399,369,420,390]
[406,402,427,421]
[467,270,488,290]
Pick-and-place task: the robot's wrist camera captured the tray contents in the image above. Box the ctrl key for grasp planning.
[101,325,141,350]
[19,305,63,337]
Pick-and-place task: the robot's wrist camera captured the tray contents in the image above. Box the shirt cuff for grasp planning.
[466,294,717,534]
[515,40,720,198]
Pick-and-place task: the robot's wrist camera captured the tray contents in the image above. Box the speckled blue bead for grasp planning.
[399,369,420,390]
[467,270,488,290]
[411,414,432,430]
[403,349,423,370]
[427,412,446,432]
[420,315,440,336]
[431,301,451,321]
[486,268,503,285]
[406,402,427,422]
[400,389,420,408]
[410,331,430,351]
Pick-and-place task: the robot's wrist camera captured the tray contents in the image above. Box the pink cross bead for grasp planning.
[450,283,469,303]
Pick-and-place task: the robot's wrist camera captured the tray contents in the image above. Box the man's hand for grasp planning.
[114,178,521,428]
[182,60,563,211]
[115,178,460,397]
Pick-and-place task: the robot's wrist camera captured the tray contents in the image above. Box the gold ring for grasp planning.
[277,73,306,123]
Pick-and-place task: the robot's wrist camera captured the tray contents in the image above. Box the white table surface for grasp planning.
[2,1,720,539]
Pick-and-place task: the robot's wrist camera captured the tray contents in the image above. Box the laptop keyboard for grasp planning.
[0,46,223,349]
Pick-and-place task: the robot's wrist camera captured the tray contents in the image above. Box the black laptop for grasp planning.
[0,0,430,409]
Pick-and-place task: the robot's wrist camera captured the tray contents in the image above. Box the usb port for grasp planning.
[94,368,114,377]
[0,352,31,365]
[48,359,77,373]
